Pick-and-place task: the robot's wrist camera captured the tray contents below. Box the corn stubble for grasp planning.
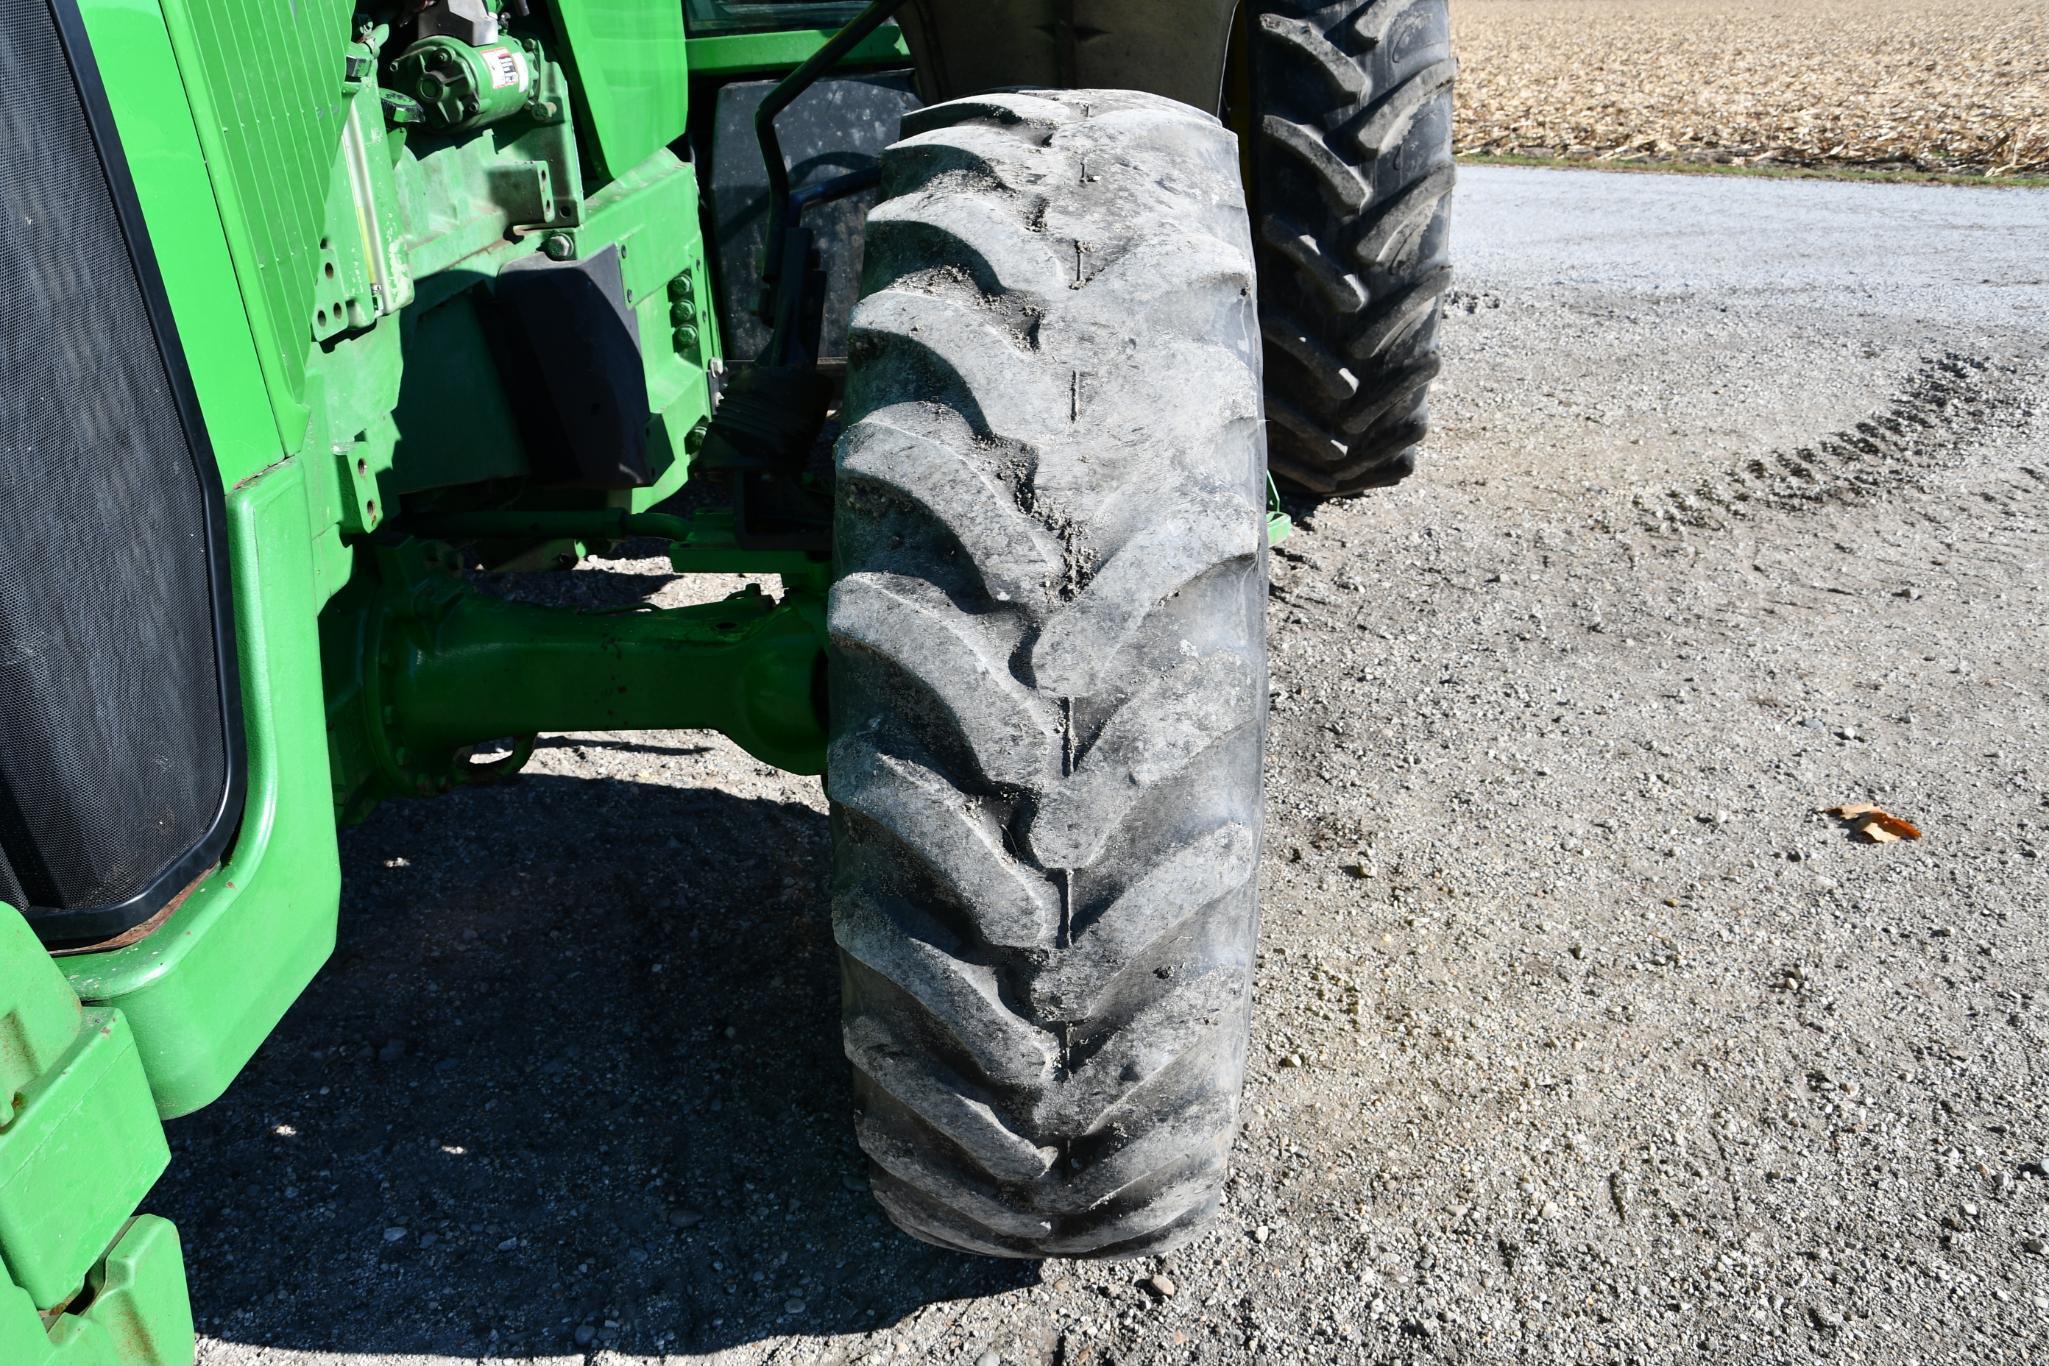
[1452,0,2049,177]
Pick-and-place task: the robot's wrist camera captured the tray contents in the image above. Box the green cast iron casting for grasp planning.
[379,559,829,779]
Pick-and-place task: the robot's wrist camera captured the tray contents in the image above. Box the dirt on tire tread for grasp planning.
[828,88,1270,1260]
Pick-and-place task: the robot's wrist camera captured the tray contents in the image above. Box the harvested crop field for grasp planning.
[1452,0,2049,177]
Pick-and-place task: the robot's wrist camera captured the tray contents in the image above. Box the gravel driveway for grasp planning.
[168,166,2049,1365]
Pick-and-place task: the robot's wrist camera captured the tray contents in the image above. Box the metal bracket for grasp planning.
[1266,474,1294,546]
[315,40,414,344]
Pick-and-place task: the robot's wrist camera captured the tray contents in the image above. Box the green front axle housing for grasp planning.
[324,539,829,822]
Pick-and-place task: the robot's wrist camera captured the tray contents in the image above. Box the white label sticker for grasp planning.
[483,46,527,91]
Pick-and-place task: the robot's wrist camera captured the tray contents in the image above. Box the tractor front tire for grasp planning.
[828,89,1269,1258]
[1247,0,1457,495]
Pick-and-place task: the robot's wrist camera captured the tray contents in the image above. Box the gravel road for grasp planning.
[169,166,2049,1365]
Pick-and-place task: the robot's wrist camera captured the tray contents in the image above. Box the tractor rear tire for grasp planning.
[828,88,1269,1259]
[1246,0,1457,495]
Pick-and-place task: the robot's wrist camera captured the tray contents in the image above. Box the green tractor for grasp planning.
[0,0,1453,1356]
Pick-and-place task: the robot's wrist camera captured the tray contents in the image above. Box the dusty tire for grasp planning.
[827,89,1268,1259]
[1246,0,1456,495]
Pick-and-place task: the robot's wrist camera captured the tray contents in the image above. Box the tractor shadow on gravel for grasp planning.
[151,768,1037,1358]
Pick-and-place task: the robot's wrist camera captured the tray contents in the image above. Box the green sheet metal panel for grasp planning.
[683,24,908,77]
[63,464,343,1120]
[75,0,285,479]
[162,0,356,443]
[549,0,689,182]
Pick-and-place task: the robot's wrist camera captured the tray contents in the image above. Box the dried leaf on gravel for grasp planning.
[1826,803,1924,841]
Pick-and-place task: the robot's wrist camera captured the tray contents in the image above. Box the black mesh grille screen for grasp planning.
[0,0,240,943]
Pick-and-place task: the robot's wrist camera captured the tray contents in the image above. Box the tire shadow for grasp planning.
[154,768,1036,1358]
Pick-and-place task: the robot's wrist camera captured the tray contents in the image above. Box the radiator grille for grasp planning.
[0,0,242,945]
